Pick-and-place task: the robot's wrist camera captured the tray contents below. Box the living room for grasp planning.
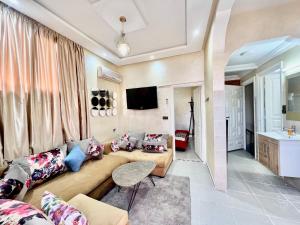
[1,0,300,225]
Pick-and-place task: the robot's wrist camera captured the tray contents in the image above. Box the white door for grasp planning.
[265,73,282,132]
[193,87,202,158]
[225,85,245,151]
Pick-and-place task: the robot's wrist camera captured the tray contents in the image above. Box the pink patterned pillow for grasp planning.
[25,149,65,188]
[0,199,52,225]
[0,179,23,200]
[0,164,32,201]
[111,134,129,152]
[144,134,169,151]
[87,138,104,160]
[143,144,165,153]
[41,191,88,225]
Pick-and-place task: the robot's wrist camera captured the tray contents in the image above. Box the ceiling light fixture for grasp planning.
[117,16,130,58]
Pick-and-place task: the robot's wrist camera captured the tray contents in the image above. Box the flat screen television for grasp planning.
[126,86,158,110]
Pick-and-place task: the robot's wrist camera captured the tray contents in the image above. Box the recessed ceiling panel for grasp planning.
[232,0,296,15]
[28,0,212,64]
[227,38,287,66]
[93,0,147,34]
[35,0,187,57]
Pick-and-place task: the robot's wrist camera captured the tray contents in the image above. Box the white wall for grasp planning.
[119,52,204,135]
[85,50,121,142]
[174,87,193,131]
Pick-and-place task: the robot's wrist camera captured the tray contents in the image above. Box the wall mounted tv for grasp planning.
[126,86,158,110]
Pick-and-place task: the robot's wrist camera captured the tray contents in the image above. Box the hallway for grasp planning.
[175,140,201,162]
[169,150,300,225]
[227,150,300,225]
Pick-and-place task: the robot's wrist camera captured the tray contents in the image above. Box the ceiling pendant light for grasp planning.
[117,16,130,57]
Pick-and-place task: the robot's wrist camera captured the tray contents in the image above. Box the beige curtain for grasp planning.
[0,3,90,164]
[58,38,90,142]
[29,27,63,153]
[0,5,33,162]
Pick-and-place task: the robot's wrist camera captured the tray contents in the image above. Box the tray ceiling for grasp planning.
[225,37,300,77]
[3,0,212,65]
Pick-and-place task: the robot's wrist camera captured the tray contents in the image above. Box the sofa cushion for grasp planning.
[142,144,165,153]
[118,139,137,152]
[64,145,86,172]
[13,149,65,189]
[128,132,145,149]
[1,164,31,200]
[68,194,128,225]
[111,134,130,152]
[87,138,104,160]
[0,199,53,225]
[144,134,169,150]
[110,148,173,168]
[67,138,91,154]
[42,191,88,225]
[68,138,104,161]
[24,155,129,208]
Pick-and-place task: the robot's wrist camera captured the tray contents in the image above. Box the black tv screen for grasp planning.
[126,86,158,110]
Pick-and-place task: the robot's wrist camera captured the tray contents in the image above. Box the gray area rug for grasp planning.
[101,175,191,225]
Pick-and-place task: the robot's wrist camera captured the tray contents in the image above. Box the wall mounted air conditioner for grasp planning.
[97,66,122,83]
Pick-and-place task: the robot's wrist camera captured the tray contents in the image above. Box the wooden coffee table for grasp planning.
[112,161,156,211]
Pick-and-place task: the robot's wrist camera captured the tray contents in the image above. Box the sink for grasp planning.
[276,131,300,140]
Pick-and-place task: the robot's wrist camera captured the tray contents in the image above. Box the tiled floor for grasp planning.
[168,150,300,225]
[175,139,201,162]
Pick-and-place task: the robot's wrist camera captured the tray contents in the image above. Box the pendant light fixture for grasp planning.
[117,16,130,57]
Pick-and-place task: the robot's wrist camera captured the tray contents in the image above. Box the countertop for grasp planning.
[257,131,300,141]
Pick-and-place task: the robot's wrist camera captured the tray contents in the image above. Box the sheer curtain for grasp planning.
[0,3,90,165]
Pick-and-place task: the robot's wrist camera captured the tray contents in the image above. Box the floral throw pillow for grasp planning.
[0,164,31,200]
[0,179,23,199]
[118,139,137,152]
[41,191,88,225]
[144,134,168,151]
[25,149,65,188]
[142,144,165,153]
[144,134,168,142]
[0,199,53,225]
[111,134,129,152]
[86,138,104,160]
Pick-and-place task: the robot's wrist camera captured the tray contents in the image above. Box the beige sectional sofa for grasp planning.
[19,135,173,225]
[24,155,129,225]
[104,136,174,177]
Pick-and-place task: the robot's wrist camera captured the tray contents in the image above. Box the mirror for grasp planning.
[287,72,300,120]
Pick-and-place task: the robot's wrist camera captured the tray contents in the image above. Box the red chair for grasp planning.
[175,130,190,151]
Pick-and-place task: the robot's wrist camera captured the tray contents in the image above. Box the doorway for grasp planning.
[173,86,202,161]
[257,64,283,133]
[245,83,255,156]
[225,85,245,151]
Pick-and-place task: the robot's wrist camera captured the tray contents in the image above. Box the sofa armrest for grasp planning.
[104,142,112,155]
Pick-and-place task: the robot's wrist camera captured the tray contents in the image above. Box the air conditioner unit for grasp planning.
[97,66,122,83]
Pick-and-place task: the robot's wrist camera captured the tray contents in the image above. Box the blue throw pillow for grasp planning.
[64,145,86,172]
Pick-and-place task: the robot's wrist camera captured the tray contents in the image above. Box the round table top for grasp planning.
[112,161,156,187]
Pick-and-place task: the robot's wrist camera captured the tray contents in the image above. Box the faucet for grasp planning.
[282,125,296,136]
